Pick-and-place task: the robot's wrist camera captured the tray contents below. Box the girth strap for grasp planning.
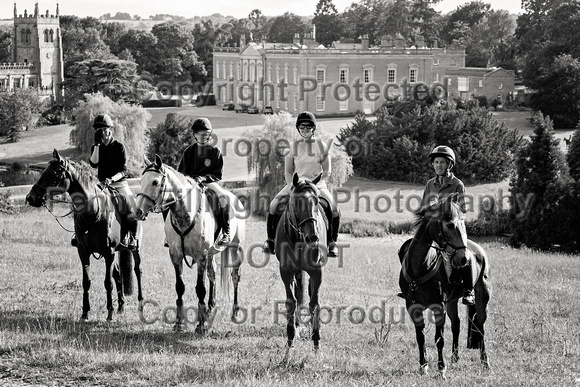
[170,214,197,268]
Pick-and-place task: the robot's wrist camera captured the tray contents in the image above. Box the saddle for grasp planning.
[203,188,227,242]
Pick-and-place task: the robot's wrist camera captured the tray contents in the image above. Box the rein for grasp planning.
[171,190,206,268]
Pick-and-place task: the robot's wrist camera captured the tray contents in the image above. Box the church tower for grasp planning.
[11,2,64,103]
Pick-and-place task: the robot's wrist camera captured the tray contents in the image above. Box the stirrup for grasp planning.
[164,239,169,248]
[462,290,475,305]
[263,239,275,254]
[328,242,338,257]
[217,233,230,246]
[71,234,78,247]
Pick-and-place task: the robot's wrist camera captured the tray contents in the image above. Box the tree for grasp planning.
[62,59,153,104]
[0,31,11,64]
[0,88,44,142]
[150,22,201,80]
[267,12,308,43]
[247,9,267,41]
[69,93,151,175]
[313,0,344,47]
[117,29,158,74]
[528,54,580,128]
[509,113,575,249]
[60,16,115,66]
[102,22,128,56]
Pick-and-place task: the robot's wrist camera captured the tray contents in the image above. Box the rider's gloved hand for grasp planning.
[194,176,205,185]
[102,178,113,186]
[94,129,103,145]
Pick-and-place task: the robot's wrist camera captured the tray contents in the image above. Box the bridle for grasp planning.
[285,183,319,242]
[136,165,168,214]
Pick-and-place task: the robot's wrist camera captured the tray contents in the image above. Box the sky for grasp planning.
[1,0,525,20]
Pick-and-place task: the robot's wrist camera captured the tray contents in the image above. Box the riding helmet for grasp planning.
[93,114,113,129]
[429,145,456,167]
[191,117,213,133]
[295,111,317,129]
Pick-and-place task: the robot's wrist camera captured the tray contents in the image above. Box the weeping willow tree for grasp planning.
[243,111,353,213]
[69,93,152,176]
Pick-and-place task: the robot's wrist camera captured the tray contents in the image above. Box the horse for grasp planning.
[275,173,328,359]
[398,193,491,379]
[134,154,245,334]
[25,149,144,321]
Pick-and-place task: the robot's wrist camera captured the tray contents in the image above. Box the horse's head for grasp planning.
[287,173,322,244]
[26,149,71,207]
[135,154,167,220]
[418,193,468,268]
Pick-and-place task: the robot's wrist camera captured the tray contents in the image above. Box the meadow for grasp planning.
[1,205,579,386]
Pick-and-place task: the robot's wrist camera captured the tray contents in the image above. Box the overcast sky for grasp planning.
[2,0,524,20]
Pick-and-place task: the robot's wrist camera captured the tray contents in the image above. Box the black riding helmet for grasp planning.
[191,117,213,144]
[295,111,316,130]
[429,145,456,169]
[93,114,113,129]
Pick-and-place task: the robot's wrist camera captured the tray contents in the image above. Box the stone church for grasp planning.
[0,3,64,103]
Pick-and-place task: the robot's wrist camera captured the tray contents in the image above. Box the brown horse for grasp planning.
[398,193,491,379]
[275,173,327,360]
[25,149,144,321]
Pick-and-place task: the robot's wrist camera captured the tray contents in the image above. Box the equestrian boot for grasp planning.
[263,213,277,254]
[328,212,340,257]
[462,263,475,305]
[217,205,231,246]
[71,234,78,247]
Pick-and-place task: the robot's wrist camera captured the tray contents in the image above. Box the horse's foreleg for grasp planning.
[104,255,115,321]
[132,251,144,312]
[173,261,186,332]
[231,262,241,320]
[281,268,297,348]
[207,254,216,312]
[80,254,91,320]
[434,303,447,380]
[112,253,124,314]
[447,301,460,364]
[195,258,208,335]
[415,323,429,375]
[308,269,322,351]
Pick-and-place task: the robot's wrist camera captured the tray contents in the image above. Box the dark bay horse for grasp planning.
[276,173,328,359]
[398,193,491,379]
[25,149,144,321]
[135,155,245,334]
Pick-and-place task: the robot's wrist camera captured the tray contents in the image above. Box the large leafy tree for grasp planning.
[312,0,344,47]
[267,12,309,43]
[0,31,11,64]
[62,59,151,104]
[102,21,128,56]
[117,29,158,75]
[60,16,114,66]
[0,88,44,142]
[150,21,202,80]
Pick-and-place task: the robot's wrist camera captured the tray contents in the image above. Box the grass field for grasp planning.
[1,207,579,386]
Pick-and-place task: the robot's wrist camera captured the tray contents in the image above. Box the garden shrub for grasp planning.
[69,93,151,175]
[509,113,577,249]
[338,100,525,184]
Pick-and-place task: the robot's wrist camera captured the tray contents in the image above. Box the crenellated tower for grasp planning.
[6,2,63,103]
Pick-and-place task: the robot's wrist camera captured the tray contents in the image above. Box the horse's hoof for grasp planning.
[451,353,459,364]
[436,370,447,380]
[482,359,491,370]
[195,324,206,335]
[420,364,429,376]
[117,306,125,314]
[80,314,89,321]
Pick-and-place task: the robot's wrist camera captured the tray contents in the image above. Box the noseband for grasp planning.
[136,166,167,214]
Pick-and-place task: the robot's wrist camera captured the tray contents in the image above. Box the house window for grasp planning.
[434,73,439,83]
[236,63,241,81]
[215,62,220,79]
[267,63,272,83]
[478,80,483,87]
[284,64,289,84]
[49,29,54,43]
[243,62,248,81]
[257,63,263,82]
[293,66,298,84]
[339,68,349,111]
[276,64,281,83]
[458,77,469,92]
[387,68,396,83]
[229,63,233,79]
[250,62,255,82]
[293,95,298,111]
[316,69,325,84]
[364,69,372,84]
[316,95,325,111]
[223,62,227,80]
[409,67,418,83]
[433,58,440,66]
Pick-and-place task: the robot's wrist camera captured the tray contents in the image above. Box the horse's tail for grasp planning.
[467,304,484,349]
[220,248,233,303]
[119,250,134,296]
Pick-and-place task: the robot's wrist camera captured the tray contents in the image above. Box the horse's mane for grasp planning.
[144,162,195,187]
[61,159,99,188]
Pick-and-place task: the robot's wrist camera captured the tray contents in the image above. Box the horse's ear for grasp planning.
[53,149,60,161]
[292,173,299,187]
[143,154,152,166]
[155,154,163,169]
[312,173,322,185]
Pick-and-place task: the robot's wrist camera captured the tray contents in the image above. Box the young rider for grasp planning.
[177,117,231,246]
[422,145,474,305]
[262,111,340,257]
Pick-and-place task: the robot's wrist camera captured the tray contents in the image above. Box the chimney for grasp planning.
[415,36,425,48]
[380,35,391,48]
[394,33,405,49]
[293,33,301,46]
[361,34,369,49]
